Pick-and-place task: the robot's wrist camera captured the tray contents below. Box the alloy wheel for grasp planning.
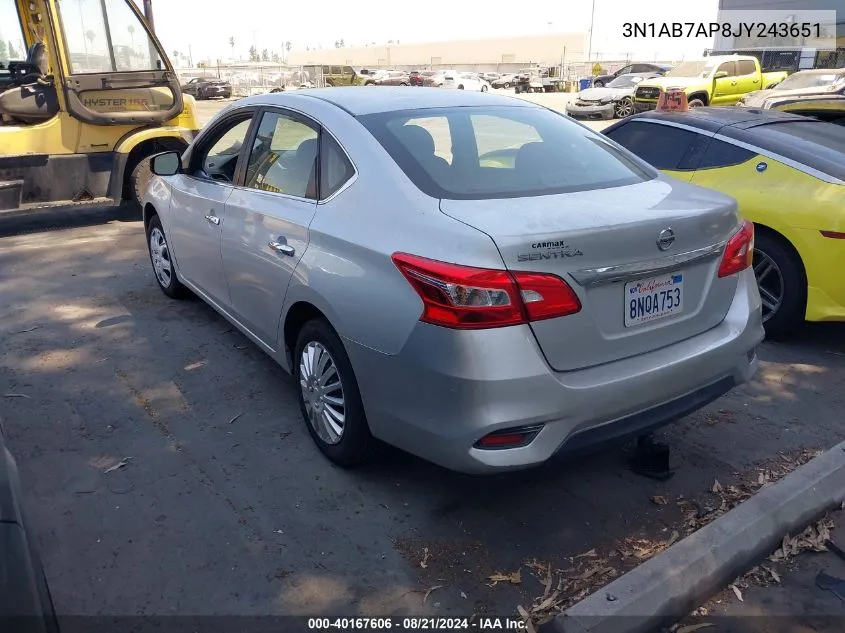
[149,227,173,288]
[615,98,633,118]
[299,341,346,445]
[753,249,784,323]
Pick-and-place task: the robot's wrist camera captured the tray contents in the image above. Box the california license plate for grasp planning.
[624,272,684,327]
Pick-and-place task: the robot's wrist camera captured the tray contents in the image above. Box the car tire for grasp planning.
[146,215,188,299]
[688,98,705,108]
[614,97,634,118]
[593,80,604,88]
[400,82,408,86]
[503,82,510,89]
[481,84,488,92]
[294,318,377,467]
[458,85,464,90]
[753,231,806,339]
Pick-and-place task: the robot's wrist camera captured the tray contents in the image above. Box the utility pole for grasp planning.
[587,0,596,62]
[143,0,154,33]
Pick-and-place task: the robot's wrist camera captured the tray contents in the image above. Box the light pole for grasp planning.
[587,0,596,63]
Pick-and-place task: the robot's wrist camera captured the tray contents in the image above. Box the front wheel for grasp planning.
[481,84,488,92]
[688,98,705,108]
[400,82,408,86]
[753,232,806,339]
[593,80,604,88]
[503,82,511,89]
[614,97,634,118]
[146,215,188,299]
[457,85,464,90]
[294,319,377,467]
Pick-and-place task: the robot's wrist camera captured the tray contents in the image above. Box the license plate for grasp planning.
[624,272,684,327]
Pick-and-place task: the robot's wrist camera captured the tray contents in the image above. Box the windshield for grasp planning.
[607,75,644,88]
[358,106,653,200]
[0,0,26,66]
[665,61,715,78]
[776,72,844,90]
[58,0,165,74]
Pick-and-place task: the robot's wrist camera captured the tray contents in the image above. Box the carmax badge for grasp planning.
[517,241,584,262]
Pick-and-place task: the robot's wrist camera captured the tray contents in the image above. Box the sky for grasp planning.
[135,0,721,63]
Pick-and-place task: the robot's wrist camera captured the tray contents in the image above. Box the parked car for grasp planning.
[409,70,425,86]
[371,70,410,86]
[441,72,489,91]
[141,87,763,473]
[738,68,845,108]
[0,416,59,633]
[592,63,670,87]
[633,56,787,112]
[482,72,501,82]
[603,107,845,337]
[491,73,518,89]
[566,72,662,120]
[181,78,232,100]
[421,71,446,87]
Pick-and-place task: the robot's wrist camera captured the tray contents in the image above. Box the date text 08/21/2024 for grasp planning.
[622,21,823,38]
[307,617,527,630]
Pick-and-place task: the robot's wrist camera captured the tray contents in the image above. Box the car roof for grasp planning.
[243,86,536,116]
[608,107,845,183]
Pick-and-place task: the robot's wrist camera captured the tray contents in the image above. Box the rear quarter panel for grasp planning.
[689,158,845,318]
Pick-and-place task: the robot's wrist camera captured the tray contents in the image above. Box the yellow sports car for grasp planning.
[603,107,845,337]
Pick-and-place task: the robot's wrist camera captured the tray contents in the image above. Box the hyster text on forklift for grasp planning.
[0,0,199,215]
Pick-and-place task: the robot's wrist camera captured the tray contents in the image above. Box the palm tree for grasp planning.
[127,24,135,52]
[85,29,96,67]
[229,36,235,60]
[284,40,291,62]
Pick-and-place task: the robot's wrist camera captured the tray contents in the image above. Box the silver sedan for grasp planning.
[141,87,764,473]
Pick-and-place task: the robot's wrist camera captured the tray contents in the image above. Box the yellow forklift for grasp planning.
[0,0,199,215]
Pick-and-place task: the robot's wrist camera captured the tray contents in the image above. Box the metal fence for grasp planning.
[705,48,845,72]
[176,59,682,94]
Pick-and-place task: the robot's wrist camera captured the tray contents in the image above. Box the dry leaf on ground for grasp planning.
[423,585,443,605]
[730,584,743,602]
[103,457,132,474]
[574,548,597,559]
[651,495,668,505]
[488,569,521,586]
[3,393,31,399]
[420,547,430,569]
[712,480,723,493]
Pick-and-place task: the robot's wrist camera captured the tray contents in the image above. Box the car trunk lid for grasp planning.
[439,179,741,372]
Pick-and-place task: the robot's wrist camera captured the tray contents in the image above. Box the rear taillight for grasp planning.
[391,253,581,330]
[718,220,754,278]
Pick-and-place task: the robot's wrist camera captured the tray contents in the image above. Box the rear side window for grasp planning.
[697,139,756,169]
[749,121,845,181]
[604,121,700,170]
[320,134,355,199]
[359,106,653,200]
[736,60,757,76]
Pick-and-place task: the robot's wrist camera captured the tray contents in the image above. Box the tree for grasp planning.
[229,36,235,59]
[334,40,339,48]
[271,51,280,63]
[0,40,7,62]
[248,45,258,62]
[86,30,97,46]
[262,48,270,61]
[339,38,345,47]
[8,41,19,59]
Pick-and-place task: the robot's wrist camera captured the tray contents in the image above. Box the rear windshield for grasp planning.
[358,106,654,200]
[776,72,844,90]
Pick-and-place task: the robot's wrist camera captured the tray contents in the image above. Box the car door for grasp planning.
[221,108,320,346]
[712,61,738,105]
[734,59,761,97]
[167,110,256,307]
[602,120,708,182]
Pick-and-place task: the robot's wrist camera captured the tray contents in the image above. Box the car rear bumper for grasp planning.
[347,269,763,474]
[565,102,616,120]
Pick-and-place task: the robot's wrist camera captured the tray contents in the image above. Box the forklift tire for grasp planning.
[130,157,154,208]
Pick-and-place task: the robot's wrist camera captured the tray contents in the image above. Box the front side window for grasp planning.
[360,106,653,200]
[716,61,737,78]
[58,0,164,73]
[0,0,26,65]
[244,111,319,199]
[198,117,253,183]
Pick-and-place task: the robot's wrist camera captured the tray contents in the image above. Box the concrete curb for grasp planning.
[543,440,845,633]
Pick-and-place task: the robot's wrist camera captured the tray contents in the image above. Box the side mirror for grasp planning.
[150,151,181,176]
[714,71,729,79]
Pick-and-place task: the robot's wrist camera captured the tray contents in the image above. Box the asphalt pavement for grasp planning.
[0,94,842,619]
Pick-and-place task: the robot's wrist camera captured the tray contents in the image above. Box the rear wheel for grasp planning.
[753,231,806,338]
[688,98,705,108]
[481,84,488,92]
[458,84,464,90]
[294,319,377,467]
[503,82,511,89]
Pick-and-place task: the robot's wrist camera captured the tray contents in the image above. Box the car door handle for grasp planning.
[752,79,759,83]
[204,214,220,225]
[731,81,737,86]
[269,240,295,256]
